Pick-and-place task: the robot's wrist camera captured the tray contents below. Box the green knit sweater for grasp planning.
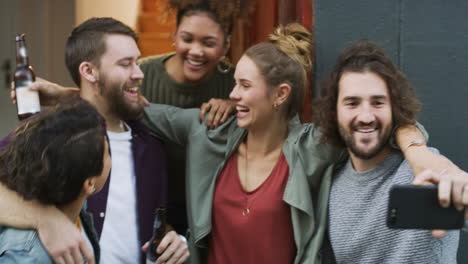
[139,53,234,107]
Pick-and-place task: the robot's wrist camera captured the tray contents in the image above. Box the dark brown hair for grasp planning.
[65,17,138,86]
[168,0,255,37]
[0,99,106,206]
[245,23,313,119]
[315,39,422,147]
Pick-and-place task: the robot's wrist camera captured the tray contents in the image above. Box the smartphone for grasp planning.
[387,184,464,229]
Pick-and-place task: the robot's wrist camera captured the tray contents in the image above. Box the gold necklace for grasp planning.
[241,141,283,216]
[243,142,253,216]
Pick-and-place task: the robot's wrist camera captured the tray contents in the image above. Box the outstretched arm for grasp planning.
[143,104,202,146]
[0,183,95,264]
[396,124,464,177]
[11,77,79,106]
[396,124,467,237]
[413,169,468,238]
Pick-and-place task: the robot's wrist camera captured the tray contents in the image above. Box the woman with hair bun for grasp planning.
[143,23,435,263]
[144,23,329,263]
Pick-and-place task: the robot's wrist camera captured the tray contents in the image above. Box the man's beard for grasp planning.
[98,77,143,121]
[338,121,392,160]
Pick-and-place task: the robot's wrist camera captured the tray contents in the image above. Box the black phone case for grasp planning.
[387,184,464,229]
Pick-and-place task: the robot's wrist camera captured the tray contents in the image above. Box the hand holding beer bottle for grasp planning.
[143,207,189,263]
[146,208,167,264]
[14,33,40,120]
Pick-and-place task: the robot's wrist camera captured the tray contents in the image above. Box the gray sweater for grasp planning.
[325,149,459,264]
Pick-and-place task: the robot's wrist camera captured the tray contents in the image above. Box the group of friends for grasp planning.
[0,1,467,264]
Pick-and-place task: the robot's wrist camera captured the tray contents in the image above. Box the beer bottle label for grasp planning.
[15,80,40,115]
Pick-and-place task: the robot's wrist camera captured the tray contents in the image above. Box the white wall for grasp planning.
[75,0,140,28]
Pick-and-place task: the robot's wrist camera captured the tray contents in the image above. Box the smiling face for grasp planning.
[172,13,228,83]
[229,55,276,130]
[97,34,144,120]
[337,71,393,160]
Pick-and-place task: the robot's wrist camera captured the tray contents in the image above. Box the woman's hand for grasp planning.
[199,98,236,129]
[140,95,150,107]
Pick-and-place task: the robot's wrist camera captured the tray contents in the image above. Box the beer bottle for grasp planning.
[14,34,40,120]
[146,207,167,264]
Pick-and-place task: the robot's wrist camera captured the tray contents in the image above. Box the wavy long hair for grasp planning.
[315,40,422,147]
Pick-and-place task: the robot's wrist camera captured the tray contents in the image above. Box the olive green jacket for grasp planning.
[143,104,344,264]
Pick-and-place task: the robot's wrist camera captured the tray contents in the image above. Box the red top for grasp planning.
[207,152,296,264]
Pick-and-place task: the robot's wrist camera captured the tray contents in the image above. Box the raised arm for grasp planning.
[0,183,95,264]
[396,123,467,238]
[11,77,79,106]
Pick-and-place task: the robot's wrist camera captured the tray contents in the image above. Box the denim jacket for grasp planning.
[0,210,99,263]
[143,104,344,264]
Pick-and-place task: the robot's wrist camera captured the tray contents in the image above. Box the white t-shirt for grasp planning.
[99,125,140,263]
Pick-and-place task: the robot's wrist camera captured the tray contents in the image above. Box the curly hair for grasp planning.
[167,0,255,36]
[245,23,313,119]
[314,39,422,147]
[0,99,107,206]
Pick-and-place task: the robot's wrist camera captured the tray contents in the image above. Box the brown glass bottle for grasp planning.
[14,34,40,120]
[146,207,167,264]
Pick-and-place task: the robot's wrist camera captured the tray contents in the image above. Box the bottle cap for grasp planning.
[16,34,26,41]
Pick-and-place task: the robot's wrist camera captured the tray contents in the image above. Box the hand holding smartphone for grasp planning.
[387,184,465,229]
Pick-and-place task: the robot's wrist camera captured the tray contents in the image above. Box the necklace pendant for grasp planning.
[242,208,250,216]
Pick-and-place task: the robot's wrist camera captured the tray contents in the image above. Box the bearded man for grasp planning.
[0,18,189,264]
[316,40,465,264]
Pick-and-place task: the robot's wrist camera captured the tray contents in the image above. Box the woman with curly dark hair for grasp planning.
[0,99,110,263]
